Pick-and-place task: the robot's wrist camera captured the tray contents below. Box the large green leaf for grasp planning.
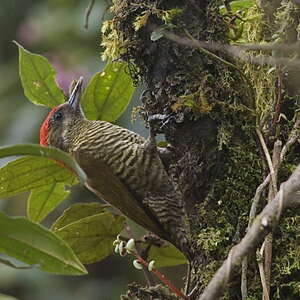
[0,256,32,269]
[81,61,135,122]
[27,183,70,223]
[0,144,86,185]
[148,243,187,268]
[0,212,87,275]
[0,157,75,199]
[0,294,19,300]
[15,41,65,107]
[51,203,107,230]
[52,203,125,264]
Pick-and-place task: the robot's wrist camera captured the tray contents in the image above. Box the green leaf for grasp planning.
[27,183,70,223]
[15,41,65,108]
[52,204,125,264]
[230,0,254,11]
[148,243,187,268]
[0,294,19,300]
[0,256,32,269]
[82,61,135,122]
[0,144,87,184]
[0,212,87,275]
[220,0,254,14]
[0,156,75,199]
[51,203,107,230]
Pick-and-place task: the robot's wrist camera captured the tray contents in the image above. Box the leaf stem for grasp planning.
[133,252,189,300]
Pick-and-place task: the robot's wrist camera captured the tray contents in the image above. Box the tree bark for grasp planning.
[103,0,300,299]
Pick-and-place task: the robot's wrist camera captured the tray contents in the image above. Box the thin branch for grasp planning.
[241,255,248,299]
[124,222,153,287]
[272,69,283,125]
[241,173,270,299]
[199,163,300,300]
[263,140,281,299]
[280,113,300,161]
[182,29,255,104]
[241,115,300,298]
[163,31,300,68]
[84,0,96,30]
[249,174,271,223]
[256,129,277,193]
[257,243,270,300]
[134,253,189,300]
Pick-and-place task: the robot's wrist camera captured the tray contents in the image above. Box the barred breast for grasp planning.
[69,119,189,256]
[71,120,169,198]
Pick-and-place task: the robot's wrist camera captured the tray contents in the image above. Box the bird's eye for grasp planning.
[53,110,63,121]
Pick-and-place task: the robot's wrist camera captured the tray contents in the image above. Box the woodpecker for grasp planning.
[40,77,190,257]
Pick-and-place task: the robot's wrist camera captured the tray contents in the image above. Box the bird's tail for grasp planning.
[144,191,192,260]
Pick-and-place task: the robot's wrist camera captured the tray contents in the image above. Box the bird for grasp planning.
[39,77,190,257]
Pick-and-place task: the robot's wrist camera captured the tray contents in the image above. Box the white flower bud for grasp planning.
[125,238,135,253]
[118,241,126,257]
[133,259,143,270]
[148,260,155,271]
[114,244,119,254]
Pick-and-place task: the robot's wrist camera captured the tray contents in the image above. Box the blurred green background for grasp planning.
[0,0,185,299]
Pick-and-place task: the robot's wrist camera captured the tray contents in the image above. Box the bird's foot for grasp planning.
[148,113,176,131]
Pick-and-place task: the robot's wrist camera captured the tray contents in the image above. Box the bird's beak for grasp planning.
[68,77,83,111]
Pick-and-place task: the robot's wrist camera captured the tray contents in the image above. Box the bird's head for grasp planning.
[40,77,84,151]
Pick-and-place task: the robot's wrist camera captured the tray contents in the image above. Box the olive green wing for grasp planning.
[72,149,169,241]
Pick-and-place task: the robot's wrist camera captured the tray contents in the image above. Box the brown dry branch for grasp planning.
[280,114,300,161]
[241,115,300,298]
[84,0,95,30]
[257,242,269,300]
[263,140,281,300]
[164,32,300,68]
[241,174,270,299]
[255,132,281,300]
[198,164,300,300]
[241,114,300,298]
[256,129,277,193]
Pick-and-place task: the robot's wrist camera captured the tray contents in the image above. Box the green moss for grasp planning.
[271,214,300,297]
[101,1,300,298]
[197,227,230,254]
[194,137,263,295]
[101,1,182,62]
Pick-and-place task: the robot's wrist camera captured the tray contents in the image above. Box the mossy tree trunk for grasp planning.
[102,0,300,299]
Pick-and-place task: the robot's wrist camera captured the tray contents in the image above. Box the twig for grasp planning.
[84,0,96,30]
[163,31,300,68]
[272,69,283,125]
[241,116,300,298]
[249,175,271,224]
[241,173,270,299]
[134,252,189,300]
[263,140,281,299]
[280,113,300,161]
[257,242,270,300]
[182,29,255,104]
[199,163,300,300]
[256,129,277,194]
[124,222,153,287]
[241,255,248,299]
